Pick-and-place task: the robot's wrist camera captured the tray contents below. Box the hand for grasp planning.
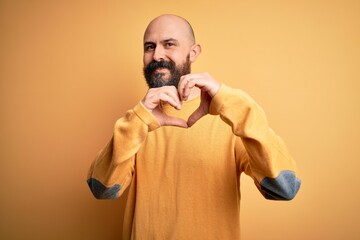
[141,86,188,128]
[178,72,220,127]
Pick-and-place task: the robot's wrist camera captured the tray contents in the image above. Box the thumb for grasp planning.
[163,116,189,128]
[187,107,206,127]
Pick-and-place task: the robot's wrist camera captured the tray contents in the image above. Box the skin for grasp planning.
[141,14,221,128]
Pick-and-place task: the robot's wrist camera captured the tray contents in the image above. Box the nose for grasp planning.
[153,45,165,62]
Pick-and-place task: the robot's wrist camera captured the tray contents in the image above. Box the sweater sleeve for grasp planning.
[209,84,301,200]
[87,102,160,199]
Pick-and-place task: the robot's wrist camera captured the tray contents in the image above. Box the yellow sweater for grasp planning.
[87,84,301,240]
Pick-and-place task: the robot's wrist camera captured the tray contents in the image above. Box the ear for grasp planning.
[189,44,202,63]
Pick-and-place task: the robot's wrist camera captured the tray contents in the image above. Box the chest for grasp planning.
[136,115,236,178]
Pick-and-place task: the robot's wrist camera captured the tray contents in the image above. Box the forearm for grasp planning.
[87,102,160,199]
[210,84,301,200]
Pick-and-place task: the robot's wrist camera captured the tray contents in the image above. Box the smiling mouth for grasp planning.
[154,67,170,73]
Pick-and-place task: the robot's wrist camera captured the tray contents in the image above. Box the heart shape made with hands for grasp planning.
[142,73,220,128]
[158,90,212,128]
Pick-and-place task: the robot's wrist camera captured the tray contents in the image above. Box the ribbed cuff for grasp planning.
[133,102,161,132]
[209,84,232,115]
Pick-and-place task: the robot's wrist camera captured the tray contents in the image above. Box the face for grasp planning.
[142,15,199,88]
[143,55,191,88]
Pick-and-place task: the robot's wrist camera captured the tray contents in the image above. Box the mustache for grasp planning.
[144,60,175,75]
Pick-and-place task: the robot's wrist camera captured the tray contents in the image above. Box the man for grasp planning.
[87,14,301,239]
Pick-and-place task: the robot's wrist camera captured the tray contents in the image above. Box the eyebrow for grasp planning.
[162,38,178,44]
[144,41,155,46]
[144,38,179,46]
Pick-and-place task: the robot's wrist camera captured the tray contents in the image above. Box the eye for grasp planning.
[165,42,175,48]
[144,44,155,52]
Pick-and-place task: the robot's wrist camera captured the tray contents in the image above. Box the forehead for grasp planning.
[143,17,191,44]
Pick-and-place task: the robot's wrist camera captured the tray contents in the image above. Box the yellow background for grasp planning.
[1,0,359,239]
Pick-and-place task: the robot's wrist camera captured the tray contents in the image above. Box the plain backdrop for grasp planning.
[1,0,359,239]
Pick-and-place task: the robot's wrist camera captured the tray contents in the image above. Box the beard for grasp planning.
[143,55,191,88]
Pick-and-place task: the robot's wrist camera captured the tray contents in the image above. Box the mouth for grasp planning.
[153,67,170,74]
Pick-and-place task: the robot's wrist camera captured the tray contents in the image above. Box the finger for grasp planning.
[158,92,181,109]
[177,75,189,101]
[183,77,207,101]
[163,88,182,109]
[182,78,195,101]
[181,73,220,97]
[178,74,200,101]
[163,116,188,128]
[178,74,200,100]
[187,106,206,127]
[151,108,188,128]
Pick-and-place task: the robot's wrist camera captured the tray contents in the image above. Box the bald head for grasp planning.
[144,14,195,45]
[142,14,202,88]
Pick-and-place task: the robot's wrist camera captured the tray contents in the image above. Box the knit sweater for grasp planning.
[87,84,301,240]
